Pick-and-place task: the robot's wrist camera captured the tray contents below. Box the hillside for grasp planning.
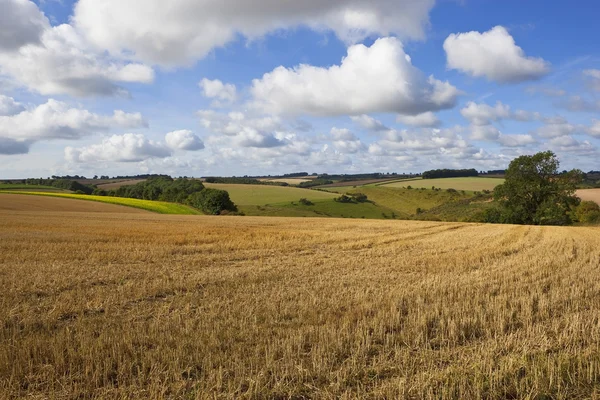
[2,212,599,398]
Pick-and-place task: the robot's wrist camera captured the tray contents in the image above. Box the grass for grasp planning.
[240,199,394,219]
[1,213,600,398]
[203,182,337,205]
[3,191,201,215]
[0,184,66,191]
[382,177,505,191]
[323,186,472,217]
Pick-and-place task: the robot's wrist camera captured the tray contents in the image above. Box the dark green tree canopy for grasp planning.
[494,151,582,225]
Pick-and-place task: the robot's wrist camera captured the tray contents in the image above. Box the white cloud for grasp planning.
[497,134,536,147]
[584,69,600,79]
[330,128,365,153]
[165,130,205,151]
[396,112,440,127]
[0,94,25,116]
[525,87,566,97]
[251,37,460,117]
[460,101,512,125]
[587,120,600,138]
[199,78,237,105]
[0,3,154,97]
[444,26,549,83]
[198,110,285,148]
[0,0,49,51]
[549,136,596,154]
[560,96,600,112]
[73,0,435,67]
[0,99,147,153]
[350,115,389,131]
[65,133,171,163]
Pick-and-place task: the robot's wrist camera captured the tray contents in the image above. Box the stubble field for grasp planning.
[1,210,600,399]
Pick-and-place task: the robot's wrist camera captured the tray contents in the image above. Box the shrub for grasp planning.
[350,193,368,203]
[298,198,314,206]
[574,201,600,223]
[334,195,353,203]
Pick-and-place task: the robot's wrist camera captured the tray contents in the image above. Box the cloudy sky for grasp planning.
[1,0,599,178]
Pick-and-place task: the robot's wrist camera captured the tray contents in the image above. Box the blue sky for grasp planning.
[1,0,599,178]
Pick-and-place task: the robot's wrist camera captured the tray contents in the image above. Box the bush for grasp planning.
[187,189,237,215]
[298,198,314,206]
[574,201,600,223]
[334,195,353,203]
[92,188,107,196]
[350,193,368,203]
[446,188,457,193]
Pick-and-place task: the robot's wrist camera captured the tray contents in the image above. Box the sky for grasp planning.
[1,0,599,178]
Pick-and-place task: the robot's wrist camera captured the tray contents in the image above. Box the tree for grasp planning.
[493,151,582,225]
[187,189,237,215]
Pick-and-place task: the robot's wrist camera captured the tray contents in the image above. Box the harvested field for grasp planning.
[0,194,148,213]
[1,212,600,398]
[577,188,600,205]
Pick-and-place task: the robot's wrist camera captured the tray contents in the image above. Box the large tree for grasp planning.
[494,151,582,225]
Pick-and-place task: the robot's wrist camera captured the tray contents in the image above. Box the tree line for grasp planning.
[94,177,237,215]
[422,168,479,179]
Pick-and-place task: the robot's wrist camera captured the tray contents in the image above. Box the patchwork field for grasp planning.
[0,194,148,213]
[2,209,600,399]
[577,188,600,205]
[2,192,201,214]
[382,177,505,191]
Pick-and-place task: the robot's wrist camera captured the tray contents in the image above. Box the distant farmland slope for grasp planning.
[0,194,148,213]
[382,177,504,191]
[577,189,600,205]
[1,213,600,398]
[2,192,201,215]
[203,182,337,205]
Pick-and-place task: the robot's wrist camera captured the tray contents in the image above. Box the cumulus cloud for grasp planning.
[461,101,514,125]
[330,128,365,153]
[533,122,579,138]
[0,98,147,154]
[0,2,154,97]
[251,38,460,117]
[350,115,389,131]
[444,26,549,83]
[0,94,25,116]
[525,86,566,97]
[396,112,440,127]
[549,136,596,154]
[0,0,49,51]
[73,0,435,66]
[65,133,171,163]
[198,110,286,148]
[199,78,237,105]
[165,130,205,151]
[587,120,600,138]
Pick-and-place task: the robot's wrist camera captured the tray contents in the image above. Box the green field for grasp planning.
[0,184,66,191]
[4,192,202,215]
[324,186,473,217]
[381,177,504,191]
[203,183,337,205]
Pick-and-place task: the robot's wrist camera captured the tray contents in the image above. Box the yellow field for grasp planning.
[0,193,148,213]
[382,177,504,191]
[2,211,600,399]
[577,189,600,205]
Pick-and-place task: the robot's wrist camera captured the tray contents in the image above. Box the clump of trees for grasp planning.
[482,151,583,225]
[104,177,237,215]
[422,168,478,179]
[25,179,94,194]
[204,177,288,186]
[334,193,368,203]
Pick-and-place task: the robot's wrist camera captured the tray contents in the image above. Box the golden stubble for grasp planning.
[1,211,600,399]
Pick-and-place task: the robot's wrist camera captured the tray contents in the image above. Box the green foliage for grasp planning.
[204,177,287,186]
[298,179,334,188]
[113,177,205,203]
[24,179,94,194]
[494,151,582,225]
[333,193,368,204]
[298,198,314,206]
[187,189,237,215]
[334,194,353,203]
[574,201,600,223]
[422,168,478,179]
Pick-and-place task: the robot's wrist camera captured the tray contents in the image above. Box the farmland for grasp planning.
[1,209,600,399]
[2,191,201,215]
[203,182,337,205]
[577,189,600,205]
[381,177,505,191]
[0,194,148,213]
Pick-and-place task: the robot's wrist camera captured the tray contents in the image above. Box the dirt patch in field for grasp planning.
[577,189,600,205]
[96,179,147,190]
[0,194,148,213]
